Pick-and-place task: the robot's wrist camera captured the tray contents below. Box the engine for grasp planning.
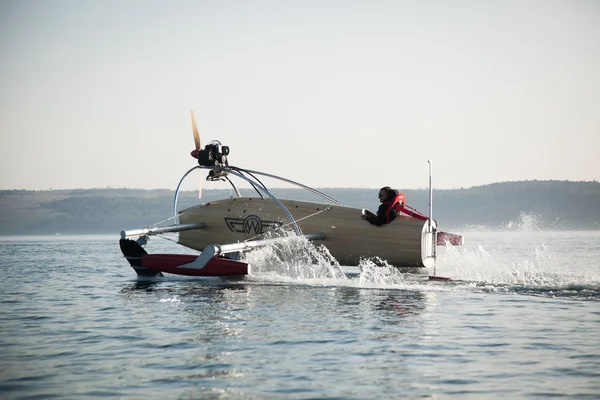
[197,140,230,167]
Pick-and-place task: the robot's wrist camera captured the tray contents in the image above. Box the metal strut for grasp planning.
[171,165,344,237]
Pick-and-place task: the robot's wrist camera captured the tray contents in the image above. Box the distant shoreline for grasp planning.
[1,181,599,235]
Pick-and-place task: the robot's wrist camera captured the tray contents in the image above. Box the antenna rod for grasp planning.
[428,159,433,230]
[428,159,435,276]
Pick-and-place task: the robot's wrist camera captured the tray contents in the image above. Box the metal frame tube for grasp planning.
[238,168,342,206]
[173,166,201,220]
[172,165,343,235]
[225,169,301,235]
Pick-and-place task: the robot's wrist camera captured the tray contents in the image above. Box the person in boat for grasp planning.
[362,186,404,226]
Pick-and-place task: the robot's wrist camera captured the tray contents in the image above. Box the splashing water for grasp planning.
[237,228,600,299]
[241,234,427,289]
[243,233,347,281]
[356,257,426,287]
[462,212,543,233]
[501,212,542,231]
[435,230,600,299]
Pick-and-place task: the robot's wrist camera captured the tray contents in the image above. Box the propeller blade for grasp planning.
[191,110,200,151]
[191,110,202,198]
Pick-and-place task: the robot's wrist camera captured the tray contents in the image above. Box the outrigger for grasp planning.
[119,112,463,280]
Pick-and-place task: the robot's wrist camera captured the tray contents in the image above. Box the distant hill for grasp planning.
[1,180,599,235]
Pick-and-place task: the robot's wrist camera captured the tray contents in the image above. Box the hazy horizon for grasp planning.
[2,1,599,191]
[1,178,598,193]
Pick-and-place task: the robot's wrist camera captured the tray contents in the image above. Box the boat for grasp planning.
[119,112,463,280]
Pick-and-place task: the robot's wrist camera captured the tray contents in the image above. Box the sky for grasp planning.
[1,0,599,192]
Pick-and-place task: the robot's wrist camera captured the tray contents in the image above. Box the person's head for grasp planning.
[378,186,395,203]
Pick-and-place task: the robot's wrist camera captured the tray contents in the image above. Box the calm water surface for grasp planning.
[1,230,599,399]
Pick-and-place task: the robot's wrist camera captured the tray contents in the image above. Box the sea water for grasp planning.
[0,229,599,399]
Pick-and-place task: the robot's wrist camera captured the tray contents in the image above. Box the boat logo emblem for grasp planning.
[225,215,282,235]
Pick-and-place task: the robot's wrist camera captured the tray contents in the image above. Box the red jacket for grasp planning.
[367,193,405,226]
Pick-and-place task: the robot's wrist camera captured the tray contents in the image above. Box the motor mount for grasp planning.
[197,140,230,167]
